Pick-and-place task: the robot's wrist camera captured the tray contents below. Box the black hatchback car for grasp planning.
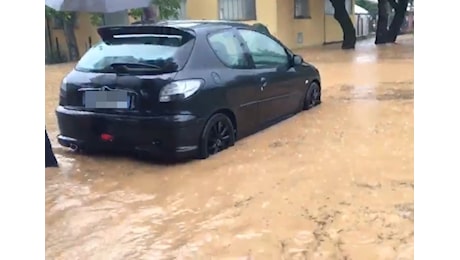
[56,20,321,160]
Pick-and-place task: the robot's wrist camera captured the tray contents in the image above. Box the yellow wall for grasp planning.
[186,0,218,19]
[186,0,278,36]
[325,14,356,43]
[325,15,342,43]
[46,0,355,61]
[276,0,325,49]
[187,0,353,50]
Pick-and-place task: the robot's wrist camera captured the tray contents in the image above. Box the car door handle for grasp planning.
[260,77,267,91]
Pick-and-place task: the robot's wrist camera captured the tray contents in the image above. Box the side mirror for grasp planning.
[292,54,303,66]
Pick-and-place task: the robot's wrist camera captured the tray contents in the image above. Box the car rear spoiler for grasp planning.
[97,25,195,43]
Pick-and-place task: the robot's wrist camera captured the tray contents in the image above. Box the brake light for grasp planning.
[100,133,114,142]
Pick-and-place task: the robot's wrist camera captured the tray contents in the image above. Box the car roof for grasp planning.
[97,20,259,43]
[147,19,254,31]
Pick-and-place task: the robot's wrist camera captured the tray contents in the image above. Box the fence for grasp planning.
[45,17,67,64]
[355,14,375,38]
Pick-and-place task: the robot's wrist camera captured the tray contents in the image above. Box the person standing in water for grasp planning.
[45,129,58,168]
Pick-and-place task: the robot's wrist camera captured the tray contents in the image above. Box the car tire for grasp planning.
[198,113,236,159]
[303,81,321,110]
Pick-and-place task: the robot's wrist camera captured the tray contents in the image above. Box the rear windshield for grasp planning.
[75,34,194,73]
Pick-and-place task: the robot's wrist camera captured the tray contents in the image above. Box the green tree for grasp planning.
[129,0,182,21]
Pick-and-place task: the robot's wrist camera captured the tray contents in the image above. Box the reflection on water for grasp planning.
[46,35,414,259]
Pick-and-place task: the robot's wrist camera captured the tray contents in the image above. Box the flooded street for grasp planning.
[45,35,414,259]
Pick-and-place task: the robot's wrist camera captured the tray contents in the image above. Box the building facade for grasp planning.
[46,0,355,62]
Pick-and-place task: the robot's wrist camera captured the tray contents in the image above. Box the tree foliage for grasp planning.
[45,6,80,61]
[90,14,104,26]
[44,6,81,29]
[45,0,181,26]
[129,0,182,21]
[45,0,182,62]
[45,6,74,21]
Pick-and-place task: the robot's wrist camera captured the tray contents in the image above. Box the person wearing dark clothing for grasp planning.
[45,129,58,168]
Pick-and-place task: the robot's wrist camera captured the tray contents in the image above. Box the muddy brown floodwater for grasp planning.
[45,35,414,260]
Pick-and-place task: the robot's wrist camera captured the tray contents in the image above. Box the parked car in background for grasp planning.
[56,20,321,160]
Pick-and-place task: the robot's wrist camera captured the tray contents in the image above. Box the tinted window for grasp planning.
[208,30,249,69]
[238,29,289,68]
[75,34,194,72]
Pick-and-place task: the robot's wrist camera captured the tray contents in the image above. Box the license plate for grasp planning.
[83,91,131,109]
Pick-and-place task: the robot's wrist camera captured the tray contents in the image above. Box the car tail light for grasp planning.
[100,133,114,142]
[159,79,204,102]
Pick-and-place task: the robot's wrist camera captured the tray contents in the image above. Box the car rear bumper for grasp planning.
[55,106,206,160]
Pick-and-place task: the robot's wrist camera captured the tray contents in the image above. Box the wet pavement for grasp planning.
[45,35,414,259]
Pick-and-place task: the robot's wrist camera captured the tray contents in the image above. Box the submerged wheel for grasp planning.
[303,81,321,110]
[198,113,235,159]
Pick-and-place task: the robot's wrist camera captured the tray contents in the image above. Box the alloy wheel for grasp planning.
[304,82,321,110]
[207,120,232,155]
[199,113,236,159]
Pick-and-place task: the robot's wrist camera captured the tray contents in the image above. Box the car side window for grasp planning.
[238,29,289,69]
[208,30,249,69]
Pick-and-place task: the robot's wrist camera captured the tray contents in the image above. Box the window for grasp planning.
[325,0,353,15]
[75,34,194,72]
[218,0,256,21]
[238,29,289,68]
[208,30,248,68]
[294,0,311,19]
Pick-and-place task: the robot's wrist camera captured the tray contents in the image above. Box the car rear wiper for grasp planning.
[108,62,162,70]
